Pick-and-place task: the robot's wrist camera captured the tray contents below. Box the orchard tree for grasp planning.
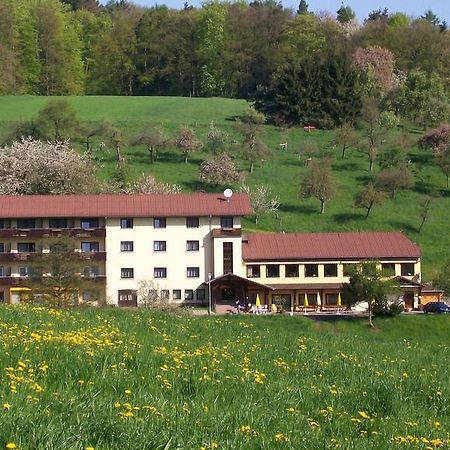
[174,126,203,164]
[360,99,384,172]
[241,184,280,225]
[132,128,167,164]
[103,122,126,162]
[126,174,181,194]
[418,195,432,233]
[0,138,97,194]
[418,124,449,150]
[354,182,386,218]
[237,108,271,173]
[331,123,358,159]
[205,122,228,155]
[198,153,242,186]
[375,166,414,198]
[300,159,336,213]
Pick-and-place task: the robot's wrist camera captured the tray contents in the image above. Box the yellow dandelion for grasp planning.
[6,444,17,449]
[3,403,11,410]
[358,411,371,420]
[124,389,132,395]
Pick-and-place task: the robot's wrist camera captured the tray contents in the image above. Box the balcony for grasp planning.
[79,251,107,261]
[0,228,106,239]
[0,252,36,262]
[212,228,242,238]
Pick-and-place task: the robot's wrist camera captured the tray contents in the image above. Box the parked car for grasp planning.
[423,302,450,314]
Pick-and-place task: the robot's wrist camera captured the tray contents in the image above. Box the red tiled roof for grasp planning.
[243,232,421,261]
[0,193,251,218]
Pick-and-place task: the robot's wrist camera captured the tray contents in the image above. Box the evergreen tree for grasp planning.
[297,0,308,15]
[336,4,355,24]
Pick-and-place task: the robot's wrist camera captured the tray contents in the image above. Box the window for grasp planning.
[81,218,99,229]
[186,240,199,252]
[184,289,194,301]
[120,218,133,229]
[82,291,93,302]
[19,267,30,277]
[325,293,338,305]
[324,264,338,277]
[0,266,4,277]
[49,218,68,228]
[160,290,170,300]
[153,217,166,228]
[121,268,134,279]
[401,263,415,277]
[220,216,233,228]
[305,264,318,277]
[154,267,167,278]
[247,265,261,278]
[266,264,280,278]
[186,217,199,228]
[0,291,4,303]
[187,267,200,278]
[172,289,181,300]
[0,243,4,253]
[223,242,233,274]
[81,242,99,252]
[153,241,166,252]
[18,243,36,253]
[120,241,134,252]
[381,263,396,277]
[17,218,36,229]
[285,264,299,278]
[84,266,99,278]
[118,290,137,305]
[0,220,11,229]
[196,289,206,301]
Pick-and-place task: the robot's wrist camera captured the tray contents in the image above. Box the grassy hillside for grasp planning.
[0,96,449,278]
[1,306,449,449]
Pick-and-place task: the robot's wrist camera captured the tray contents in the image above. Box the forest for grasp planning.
[0,0,449,112]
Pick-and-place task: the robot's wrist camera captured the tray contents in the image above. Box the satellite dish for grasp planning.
[223,188,233,200]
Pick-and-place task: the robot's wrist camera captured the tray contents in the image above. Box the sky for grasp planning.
[106,0,450,23]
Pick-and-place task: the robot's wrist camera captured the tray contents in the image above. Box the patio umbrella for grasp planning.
[255,293,261,308]
[317,292,321,306]
[303,293,309,307]
[337,292,342,307]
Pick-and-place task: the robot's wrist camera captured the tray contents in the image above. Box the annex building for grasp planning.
[0,192,432,310]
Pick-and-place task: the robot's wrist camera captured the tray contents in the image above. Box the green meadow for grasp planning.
[0,306,449,449]
[0,96,449,278]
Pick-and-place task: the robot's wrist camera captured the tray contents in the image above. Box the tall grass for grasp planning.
[0,306,449,449]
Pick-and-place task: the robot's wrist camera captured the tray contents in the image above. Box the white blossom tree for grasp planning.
[0,138,96,194]
[241,184,280,224]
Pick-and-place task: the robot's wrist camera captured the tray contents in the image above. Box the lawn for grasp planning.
[0,96,449,278]
[0,305,449,449]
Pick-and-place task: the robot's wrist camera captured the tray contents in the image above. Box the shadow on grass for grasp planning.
[332,162,362,172]
[332,212,364,223]
[278,203,318,215]
[390,221,418,234]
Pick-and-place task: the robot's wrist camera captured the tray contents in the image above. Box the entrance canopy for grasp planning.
[206,273,274,291]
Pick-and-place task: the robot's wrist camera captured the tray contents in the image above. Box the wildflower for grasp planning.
[86,447,95,450]
[358,411,371,420]
[434,421,441,428]
[124,389,132,395]
[402,372,409,379]
[6,444,17,449]
[274,432,289,442]
[3,403,11,410]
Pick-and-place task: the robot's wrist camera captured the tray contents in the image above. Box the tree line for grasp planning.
[0,0,449,105]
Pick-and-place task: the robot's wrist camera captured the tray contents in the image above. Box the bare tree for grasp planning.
[375,166,414,198]
[174,126,203,164]
[418,195,432,233]
[132,128,167,164]
[300,159,336,213]
[354,182,387,218]
[331,123,359,159]
[198,153,242,186]
[241,184,280,224]
[360,99,384,172]
[0,138,97,194]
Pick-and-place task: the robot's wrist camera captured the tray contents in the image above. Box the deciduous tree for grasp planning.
[241,184,280,224]
[0,138,96,194]
[375,166,414,198]
[132,128,167,164]
[330,123,358,159]
[299,159,336,213]
[354,183,386,218]
[198,153,242,186]
[174,126,203,164]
